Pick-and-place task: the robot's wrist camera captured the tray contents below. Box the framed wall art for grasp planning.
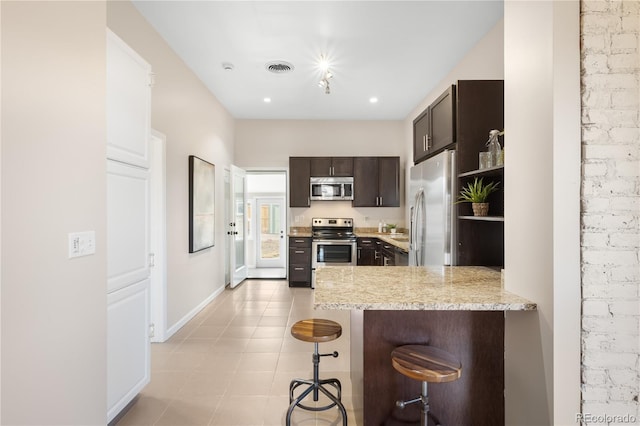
[189,155,215,253]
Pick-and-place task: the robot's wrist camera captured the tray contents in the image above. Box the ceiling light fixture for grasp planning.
[317,56,333,95]
[263,97,271,103]
[369,97,379,104]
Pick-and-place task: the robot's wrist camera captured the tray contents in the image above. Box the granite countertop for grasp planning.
[356,232,409,253]
[314,266,537,311]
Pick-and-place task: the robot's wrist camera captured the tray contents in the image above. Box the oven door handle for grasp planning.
[312,239,357,245]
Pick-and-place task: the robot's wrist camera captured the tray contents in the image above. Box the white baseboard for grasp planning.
[162,285,226,341]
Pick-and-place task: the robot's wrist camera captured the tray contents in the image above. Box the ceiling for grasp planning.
[132,1,503,121]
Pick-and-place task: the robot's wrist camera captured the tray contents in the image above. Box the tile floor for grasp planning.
[116,279,362,426]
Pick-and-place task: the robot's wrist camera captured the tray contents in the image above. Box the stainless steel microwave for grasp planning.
[309,177,354,201]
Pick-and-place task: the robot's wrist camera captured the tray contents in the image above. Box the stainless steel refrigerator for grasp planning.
[409,149,457,266]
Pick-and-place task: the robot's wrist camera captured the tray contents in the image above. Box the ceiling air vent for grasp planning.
[265,61,294,74]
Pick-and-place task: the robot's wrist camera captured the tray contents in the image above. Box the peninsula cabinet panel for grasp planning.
[353,156,400,207]
[363,310,504,425]
[289,157,310,207]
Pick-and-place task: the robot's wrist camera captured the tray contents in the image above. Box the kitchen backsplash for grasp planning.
[289,202,405,230]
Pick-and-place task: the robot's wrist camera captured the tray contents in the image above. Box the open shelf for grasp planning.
[458,215,504,222]
[458,216,504,222]
[458,165,504,178]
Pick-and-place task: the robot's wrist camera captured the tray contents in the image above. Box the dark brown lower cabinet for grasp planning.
[288,237,311,287]
[357,238,379,266]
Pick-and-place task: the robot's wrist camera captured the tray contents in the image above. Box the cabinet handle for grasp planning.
[294,267,304,271]
[379,196,383,206]
[294,239,305,243]
[362,240,371,243]
[427,135,432,149]
[295,250,304,254]
[423,135,427,152]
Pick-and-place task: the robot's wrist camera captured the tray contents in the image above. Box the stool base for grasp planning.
[396,381,442,426]
[285,342,347,425]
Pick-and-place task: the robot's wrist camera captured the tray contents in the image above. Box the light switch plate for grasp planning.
[68,231,96,258]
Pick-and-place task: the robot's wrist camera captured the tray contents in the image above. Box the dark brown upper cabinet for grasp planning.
[353,156,400,207]
[310,157,353,177]
[289,157,310,207]
[413,85,456,164]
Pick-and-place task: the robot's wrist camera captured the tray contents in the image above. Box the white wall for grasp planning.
[504,1,581,424]
[107,2,235,330]
[402,20,505,226]
[1,2,108,423]
[235,120,406,228]
[580,0,640,421]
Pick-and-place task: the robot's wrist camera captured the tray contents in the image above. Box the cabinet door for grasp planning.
[456,80,504,173]
[310,157,332,177]
[331,157,354,176]
[413,108,430,164]
[378,157,400,207]
[106,31,151,168]
[429,85,456,154]
[353,157,379,207]
[289,157,310,207]
[357,238,377,266]
[107,279,150,422]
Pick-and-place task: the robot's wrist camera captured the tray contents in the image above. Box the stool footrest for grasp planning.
[287,378,347,425]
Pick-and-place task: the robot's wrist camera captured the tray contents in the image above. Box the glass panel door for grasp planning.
[230,165,247,287]
[256,198,286,268]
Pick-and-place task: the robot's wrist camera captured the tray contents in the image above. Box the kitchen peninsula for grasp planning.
[314,266,536,425]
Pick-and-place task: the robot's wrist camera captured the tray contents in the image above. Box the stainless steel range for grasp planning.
[311,218,357,288]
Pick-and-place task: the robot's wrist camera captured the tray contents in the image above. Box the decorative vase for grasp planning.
[472,202,489,217]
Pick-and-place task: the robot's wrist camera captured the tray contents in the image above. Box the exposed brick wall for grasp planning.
[581,0,640,422]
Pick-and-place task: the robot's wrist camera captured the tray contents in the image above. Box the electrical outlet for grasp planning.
[68,231,96,259]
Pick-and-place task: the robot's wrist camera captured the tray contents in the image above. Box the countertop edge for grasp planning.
[314,302,538,311]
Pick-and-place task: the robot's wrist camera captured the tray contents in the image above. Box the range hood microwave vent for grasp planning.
[310,177,354,201]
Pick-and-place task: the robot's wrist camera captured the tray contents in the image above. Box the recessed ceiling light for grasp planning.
[369,97,379,103]
[263,97,271,103]
[222,62,234,71]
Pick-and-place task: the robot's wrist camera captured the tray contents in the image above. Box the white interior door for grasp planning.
[224,169,231,286]
[230,165,247,287]
[106,29,152,422]
[255,197,286,269]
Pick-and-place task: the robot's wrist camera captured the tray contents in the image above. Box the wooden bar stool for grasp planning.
[391,345,462,426]
[286,318,347,425]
